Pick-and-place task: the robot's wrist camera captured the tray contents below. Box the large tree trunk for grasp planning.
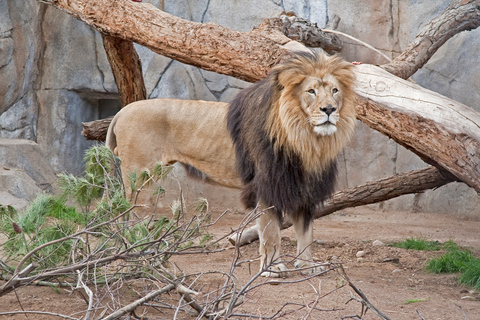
[43,0,480,192]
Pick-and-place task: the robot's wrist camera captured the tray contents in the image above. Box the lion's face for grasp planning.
[268,52,356,171]
[297,75,344,136]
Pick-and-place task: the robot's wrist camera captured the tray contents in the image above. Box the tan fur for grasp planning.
[106,99,241,210]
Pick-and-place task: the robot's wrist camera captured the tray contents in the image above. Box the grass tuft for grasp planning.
[426,241,475,274]
[391,237,480,290]
[459,258,480,290]
[390,237,441,251]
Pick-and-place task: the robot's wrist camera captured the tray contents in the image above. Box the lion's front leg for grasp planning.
[292,215,324,275]
[257,208,287,278]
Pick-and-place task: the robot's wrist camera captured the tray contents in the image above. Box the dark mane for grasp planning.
[226,52,338,229]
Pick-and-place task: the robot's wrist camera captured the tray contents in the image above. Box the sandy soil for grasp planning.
[1,207,480,319]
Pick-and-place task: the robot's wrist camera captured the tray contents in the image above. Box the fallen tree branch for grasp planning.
[260,13,343,53]
[81,116,113,141]
[340,265,392,320]
[100,283,176,320]
[382,0,480,79]
[230,166,457,246]
[355,64,480,192]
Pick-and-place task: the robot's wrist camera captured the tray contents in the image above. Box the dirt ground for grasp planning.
[1,207,480,319]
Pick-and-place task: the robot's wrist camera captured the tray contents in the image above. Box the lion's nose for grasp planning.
[321,105,336,115]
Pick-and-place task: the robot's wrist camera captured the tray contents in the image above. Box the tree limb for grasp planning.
[81,116,113,141]
[260,13,343,53]
[43,0,286,82]
[100,283,176,320]
[382,0,480,79]
[101,34,146,107]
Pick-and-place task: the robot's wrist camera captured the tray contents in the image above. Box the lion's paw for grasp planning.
[294,260,326,275]
[260,263,288,278]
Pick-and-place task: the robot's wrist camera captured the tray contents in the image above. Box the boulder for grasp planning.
[0,138,57,210]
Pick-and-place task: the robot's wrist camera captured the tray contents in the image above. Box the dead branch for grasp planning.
[75,271,94,320]
[382,0,480,79]
[416,309,427,320]
[0,311,80,320]
[355,64,480,192]
[260,13,343,53]
[323,29,391,62]
[339,265,391,320]
[100,283,176,320]
[81,116,113,141]
[41,0,287,82]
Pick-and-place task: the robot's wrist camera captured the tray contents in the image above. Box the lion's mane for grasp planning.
[227,51,356,229]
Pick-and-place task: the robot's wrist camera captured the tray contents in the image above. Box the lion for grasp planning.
[106,50,356,277]
[227,51,356,277]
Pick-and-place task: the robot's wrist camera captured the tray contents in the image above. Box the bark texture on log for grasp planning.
[102,34,146,107]
[261,14,343,53]
[382,0,480,79]
[318,166,457,219]
[81,116,113,141]
[355,64,480,192]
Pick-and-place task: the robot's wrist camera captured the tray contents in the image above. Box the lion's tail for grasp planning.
[105,115,119,155]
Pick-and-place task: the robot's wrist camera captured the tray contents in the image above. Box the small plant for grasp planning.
[0,204,16,216]
[390,237,441,251]
[0,194,83,265]
[459,258,480,290]
[404,298,426,304]
[390,238,480,290]
[423,240,480,290]
[426,240,475,273]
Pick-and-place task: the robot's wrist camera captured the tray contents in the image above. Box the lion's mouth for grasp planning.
[313,122,337,136]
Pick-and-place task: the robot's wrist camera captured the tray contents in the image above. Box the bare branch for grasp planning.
[339,265,391,320]
[0,311,80,320]
[100,283,176,320]
[259,14,343,53]
[382,0,480,78]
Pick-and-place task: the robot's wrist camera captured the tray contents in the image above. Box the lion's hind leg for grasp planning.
[257,208,287,278]
[292,215,325,275]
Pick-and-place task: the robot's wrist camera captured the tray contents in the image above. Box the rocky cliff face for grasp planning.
[1,0,479,214]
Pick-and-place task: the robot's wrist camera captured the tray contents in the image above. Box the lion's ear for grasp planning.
[277,69,305,89]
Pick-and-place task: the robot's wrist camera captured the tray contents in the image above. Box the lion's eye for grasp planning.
[307,89,315,94]
[332,88,339,94]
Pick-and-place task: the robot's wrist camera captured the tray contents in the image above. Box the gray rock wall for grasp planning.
[1,0,479,215]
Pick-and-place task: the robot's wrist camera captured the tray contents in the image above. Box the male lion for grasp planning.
[227,51,356,277]
[106,50,356,278]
